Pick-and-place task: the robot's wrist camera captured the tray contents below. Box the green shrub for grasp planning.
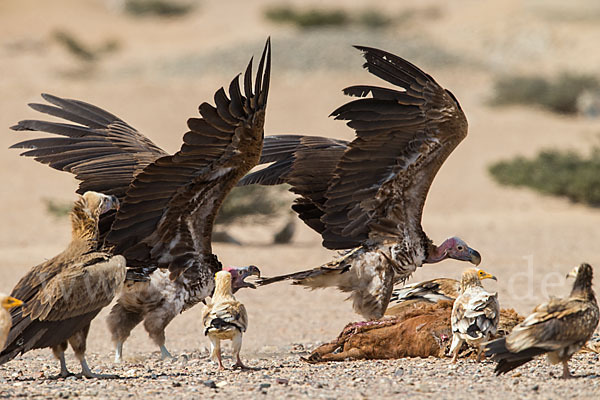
[489,149,600,206]
[124,0,195,17]
[44,198,72,217]
[265,7,350,28]
[491,73,600,115]
[215,185,288,225]
[53,30,120,62]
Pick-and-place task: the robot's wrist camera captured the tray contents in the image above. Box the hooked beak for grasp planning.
[469,248,482,266]
[481,272,497,281]
[110,195,120,211]
[566,267,578,279]
[231,265,261,292]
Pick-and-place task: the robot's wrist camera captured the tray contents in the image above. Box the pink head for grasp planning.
[223,265,261,293]
[426,237,481,265]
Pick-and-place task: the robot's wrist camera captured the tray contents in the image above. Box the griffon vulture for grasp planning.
[240,46,480,320]
[0,192,125,378]
[9,39,270,361]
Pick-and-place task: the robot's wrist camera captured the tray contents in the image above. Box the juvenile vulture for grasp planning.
[9,39,270,361]
[0,294,23,351]
[485,263,599,378]
[202,270,248,370]
[450,268,499,362]
[240,46,481,320]
[0,192,126,378]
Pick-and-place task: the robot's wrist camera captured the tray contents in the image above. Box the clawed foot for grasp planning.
[48,371,74,380]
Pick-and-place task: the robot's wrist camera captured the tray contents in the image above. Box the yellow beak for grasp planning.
[2,297,23,310]
[480,272,497,281]
[566,267,579,279]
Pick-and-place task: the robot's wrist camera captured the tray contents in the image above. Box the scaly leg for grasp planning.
[114,341,124,363]
[561,360,573,379]
[160,345,173,360]
[232,331,248,369]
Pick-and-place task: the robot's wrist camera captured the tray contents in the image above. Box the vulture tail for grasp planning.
[257,264,349,287]
[485,337,547,375]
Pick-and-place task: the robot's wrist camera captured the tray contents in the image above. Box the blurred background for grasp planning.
[1,0,600,356]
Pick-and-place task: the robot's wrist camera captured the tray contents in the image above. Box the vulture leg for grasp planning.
[232,330,247,369]
[561,360,573,379]
[69,324,118,379]
[107,303,144,363]
[209,336,224,370]
[143,308,176,360]
[50,342,73,378]
[450,336,463,363]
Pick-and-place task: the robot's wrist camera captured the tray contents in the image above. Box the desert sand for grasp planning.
[1,0,600,398]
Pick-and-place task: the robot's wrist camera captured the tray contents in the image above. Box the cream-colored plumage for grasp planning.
[450,269,499,362]
[202,271,248,369]
[0,294,23,351]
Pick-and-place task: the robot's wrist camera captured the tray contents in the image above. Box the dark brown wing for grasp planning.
[239,135,348,234]
[10,94,168,239]
[321,46,468,249]
[107,39,271,278]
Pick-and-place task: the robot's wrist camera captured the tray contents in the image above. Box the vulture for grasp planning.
[0,294,23,351]
[450,268,499,362]
[388,277,459,311]
[240,46,481,320]
[0,191,126,378]
[202,270,248,370]
[485,263,599,379]
[9,39,270,361]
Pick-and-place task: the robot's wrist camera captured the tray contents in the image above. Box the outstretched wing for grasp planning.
[240,46,468,250]
[10,94,168,238]
[321,46,468,249]
[107,39,271,278]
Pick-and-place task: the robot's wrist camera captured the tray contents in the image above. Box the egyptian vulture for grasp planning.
[9,39,270,361]
[202,270,248,370]
[450,268,499,362]
[240,46,481,320]
[0,294,23,351]
[485,263,599,379]
[0,192,125,378]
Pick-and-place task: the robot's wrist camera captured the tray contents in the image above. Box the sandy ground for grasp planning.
[1,0,600,398]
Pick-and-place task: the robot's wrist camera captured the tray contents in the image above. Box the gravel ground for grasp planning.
[1,348,599,399]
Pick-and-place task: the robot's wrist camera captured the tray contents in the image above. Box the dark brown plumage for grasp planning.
[485,263,599,378]
[240,46,480,320]
[0,192,125,378]
[9,39,270,361]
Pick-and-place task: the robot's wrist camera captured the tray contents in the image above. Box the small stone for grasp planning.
[258,383,271,390]
[276,378,289,385]
[532,385,539,391]
[394,368,404,377]
[216,381,228,388]
[203,380,217,389]
[172,382,182,388]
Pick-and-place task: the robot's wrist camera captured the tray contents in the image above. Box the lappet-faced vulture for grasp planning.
[239,46,481,320]
[9,39,270,361]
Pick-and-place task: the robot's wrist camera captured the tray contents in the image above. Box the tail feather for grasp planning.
[257,265,349,286]
[485,337,547,375]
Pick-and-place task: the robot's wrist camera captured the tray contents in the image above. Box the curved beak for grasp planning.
[566,267,578,279]
[481,272,497,281]
[469,248,482,266]
[231,265,261,292]
[110,195,120,211]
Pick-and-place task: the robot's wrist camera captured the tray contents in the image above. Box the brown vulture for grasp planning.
[485,263,599,378]
[0,295,23,351]
[202,270,249,370]
[239,46,481,320]
[0,191,125,378]
[9,39,270,361]
[450,268,499,362]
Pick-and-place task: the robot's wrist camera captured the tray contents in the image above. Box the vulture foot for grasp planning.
[160,345,173,360]
[78,358,119,379]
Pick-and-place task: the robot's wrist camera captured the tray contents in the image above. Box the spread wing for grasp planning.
[452,287,499,339]
[10,93,168,237]
[240,46,468,250]
[506,298,599,352]
[107,39,271,278]
[322,46,468,248]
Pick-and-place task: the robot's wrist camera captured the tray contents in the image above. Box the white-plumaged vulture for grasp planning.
[0,192,125,378]
[202,270,248,370]
[485,263,599,379]
[450,268,499,362]
[0,294,23,351]
[239,46,480,320]
[9,39,270,361]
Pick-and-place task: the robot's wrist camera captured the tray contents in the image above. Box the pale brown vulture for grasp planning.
[485,263,599,378]
[202,270,248,370]
[240,46,481,320]
[0,294,23,351]
[450,268,499,362]
[0,192,126,378]
[9,39,270,361]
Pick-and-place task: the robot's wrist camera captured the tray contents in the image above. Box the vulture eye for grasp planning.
[457,245,464,251]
